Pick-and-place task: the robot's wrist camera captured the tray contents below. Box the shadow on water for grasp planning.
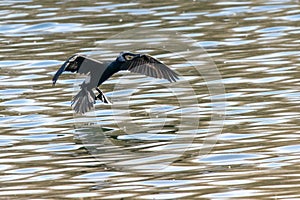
[0,0,300,199]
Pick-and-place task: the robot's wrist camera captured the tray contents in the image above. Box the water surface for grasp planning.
[1,0,300,199]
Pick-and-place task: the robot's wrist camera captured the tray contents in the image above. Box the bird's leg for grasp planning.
[95,87,111,104]
[95,87,102,100]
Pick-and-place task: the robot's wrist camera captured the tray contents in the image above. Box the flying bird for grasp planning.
[52,52,179,114]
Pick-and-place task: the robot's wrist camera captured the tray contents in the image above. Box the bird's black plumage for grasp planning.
[120,54,179,82]
[53,52,179,114]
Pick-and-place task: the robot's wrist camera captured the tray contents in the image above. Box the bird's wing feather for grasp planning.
[52,54,107,87]
[120,54,179,82]
[52,55,84,85]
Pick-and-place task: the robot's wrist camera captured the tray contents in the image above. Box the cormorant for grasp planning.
[52,52,179,114]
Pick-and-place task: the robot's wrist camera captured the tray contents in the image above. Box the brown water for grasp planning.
[1,0,300,199]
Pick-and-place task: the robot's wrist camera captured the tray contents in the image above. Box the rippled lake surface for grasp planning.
[1,0,300,199]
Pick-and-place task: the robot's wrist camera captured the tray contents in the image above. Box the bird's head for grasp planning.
[117,52,141,62]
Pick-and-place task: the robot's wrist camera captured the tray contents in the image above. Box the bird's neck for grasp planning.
[108,60,122,73]
[97,60,122,85]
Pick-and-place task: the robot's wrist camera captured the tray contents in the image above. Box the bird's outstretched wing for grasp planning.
[53,54,83,85]
[120,54,179,82]
[52,54,108,87]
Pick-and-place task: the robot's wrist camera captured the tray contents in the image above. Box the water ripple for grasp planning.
[0,0,300,199]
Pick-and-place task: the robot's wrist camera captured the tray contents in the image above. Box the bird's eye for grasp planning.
[125,55,134,60]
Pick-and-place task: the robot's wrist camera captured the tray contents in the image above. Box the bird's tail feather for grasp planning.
[71,87,96,114]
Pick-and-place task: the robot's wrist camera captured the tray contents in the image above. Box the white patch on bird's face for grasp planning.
[124,54,134,61]
[117,52,138,62]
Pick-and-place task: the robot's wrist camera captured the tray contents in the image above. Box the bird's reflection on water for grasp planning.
[74,117,187,173]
